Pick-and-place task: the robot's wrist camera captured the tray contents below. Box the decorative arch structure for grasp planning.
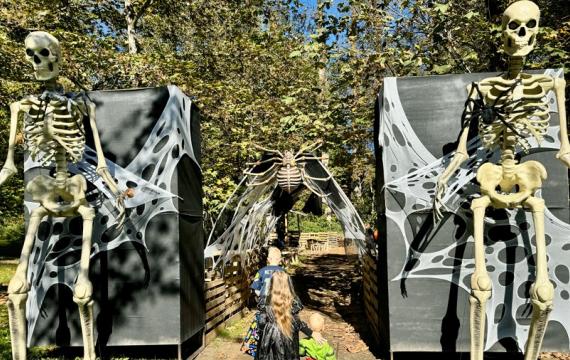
[205,153,372,270]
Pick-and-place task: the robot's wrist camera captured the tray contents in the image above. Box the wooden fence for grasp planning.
[203,234,380,348]
[362,250,380,344]
[204,250,260,344]
[298,232,344,249]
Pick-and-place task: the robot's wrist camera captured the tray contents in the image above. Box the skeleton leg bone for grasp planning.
[7,206,48,360]
[523,196,553,360]
[73,205,96,360]
[470,195,492,360]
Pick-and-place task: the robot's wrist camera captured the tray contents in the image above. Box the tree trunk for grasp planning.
[316,0,328,95]
[125,0,138,54]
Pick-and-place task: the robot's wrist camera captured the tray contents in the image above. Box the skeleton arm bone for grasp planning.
[0,102,21,186]
[87,102,126,227]
[553,78,570,167]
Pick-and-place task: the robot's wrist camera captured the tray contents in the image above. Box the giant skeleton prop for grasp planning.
[205,143,370,270]
[1,32,126,360]
[433,2,569,359]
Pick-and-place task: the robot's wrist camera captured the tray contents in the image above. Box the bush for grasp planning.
[288,214,343,233]
[0,216,24,258]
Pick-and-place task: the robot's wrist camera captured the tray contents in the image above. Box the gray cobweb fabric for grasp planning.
[380,70,570,350]
[205,157,371,270]
[23,86,198,344]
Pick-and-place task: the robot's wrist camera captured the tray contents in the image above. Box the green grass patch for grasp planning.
[0,262,17,286]
[215,311,254,343]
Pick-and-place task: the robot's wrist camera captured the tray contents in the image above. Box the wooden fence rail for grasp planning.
[204,250,260,344]
[362,250,380,344]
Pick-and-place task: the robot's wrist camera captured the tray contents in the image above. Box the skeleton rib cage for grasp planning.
[469,76,551,152]
[22,92,87,166]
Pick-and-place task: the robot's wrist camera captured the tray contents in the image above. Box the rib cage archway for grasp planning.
[205,150,373,270]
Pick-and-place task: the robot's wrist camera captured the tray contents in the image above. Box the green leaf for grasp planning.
[289,50,302,58]
[432,64,453,74]
[434,3,449,14]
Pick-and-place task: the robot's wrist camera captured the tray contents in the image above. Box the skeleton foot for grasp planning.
[73,275,96,360]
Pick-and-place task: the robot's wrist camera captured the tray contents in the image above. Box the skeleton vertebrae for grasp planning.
[276,151,303,193]
[22,92,87,166]
[245,142,331,197]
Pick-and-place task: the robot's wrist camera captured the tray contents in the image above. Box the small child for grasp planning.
[241,247,284,357]
[299,313,336,360]
[251,247,284,298]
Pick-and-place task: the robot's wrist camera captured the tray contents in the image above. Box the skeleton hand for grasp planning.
[114,192,126,231]
[556,149,570,168]
[97,166,126,230]
[0,165,17,187]
[433,179,448,222]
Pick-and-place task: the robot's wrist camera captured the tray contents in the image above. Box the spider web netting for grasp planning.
[380,70,570,350]
[23,86,199,344]
[205,158,370,270]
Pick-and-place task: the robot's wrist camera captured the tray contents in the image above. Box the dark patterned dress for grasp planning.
[241,265,284,357]
[255,293,312,360]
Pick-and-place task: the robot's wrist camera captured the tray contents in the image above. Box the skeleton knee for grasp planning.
[8,275,29,295]
[471,272,492,292]
[73,280,93,304]
[531,281,554,306]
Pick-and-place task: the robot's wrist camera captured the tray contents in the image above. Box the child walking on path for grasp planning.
[256,271,324,360]
[241,247,285,357]
[299,313,336,360]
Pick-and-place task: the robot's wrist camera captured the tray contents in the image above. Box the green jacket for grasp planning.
[299,338,336,360]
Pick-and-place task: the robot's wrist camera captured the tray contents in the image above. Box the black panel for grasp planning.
[29,87,204,358]
[375,72,570,353]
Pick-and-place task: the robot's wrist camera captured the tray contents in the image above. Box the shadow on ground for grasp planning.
[291,253,381,358]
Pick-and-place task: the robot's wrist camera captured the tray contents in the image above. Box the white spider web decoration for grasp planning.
[24,86,200,344]
[205,157,371,271]
[380,71,570,351]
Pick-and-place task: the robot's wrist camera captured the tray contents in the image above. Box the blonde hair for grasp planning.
[269,271,294,339]
[267,246,282,265]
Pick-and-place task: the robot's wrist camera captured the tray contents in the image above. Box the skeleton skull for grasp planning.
[501,1,540,57]
[24,31,61,81]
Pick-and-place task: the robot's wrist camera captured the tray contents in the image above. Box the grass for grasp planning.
[0,262,88,359]
[0,261,17,285]
[214,311,254,343]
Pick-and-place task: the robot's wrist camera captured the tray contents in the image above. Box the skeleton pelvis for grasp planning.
[26,174,87,215]
[476,160,547,208]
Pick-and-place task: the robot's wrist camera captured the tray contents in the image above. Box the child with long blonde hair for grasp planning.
[256,271,323,360]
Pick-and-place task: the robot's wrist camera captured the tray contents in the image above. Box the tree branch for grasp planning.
[133,0,154,26]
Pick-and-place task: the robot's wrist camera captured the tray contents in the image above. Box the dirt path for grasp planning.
[196,249,379,360]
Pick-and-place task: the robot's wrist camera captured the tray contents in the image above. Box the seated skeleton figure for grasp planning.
[434,2,569,360]
[0,31,126,360]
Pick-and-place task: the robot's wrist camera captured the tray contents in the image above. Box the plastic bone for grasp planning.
[2,31,126,360]
[245,143,327,195]
[433,2,569,359]
[24,31,61,81]
[501,1,540,57]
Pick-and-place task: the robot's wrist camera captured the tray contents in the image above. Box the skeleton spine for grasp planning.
[54,147,68,186]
